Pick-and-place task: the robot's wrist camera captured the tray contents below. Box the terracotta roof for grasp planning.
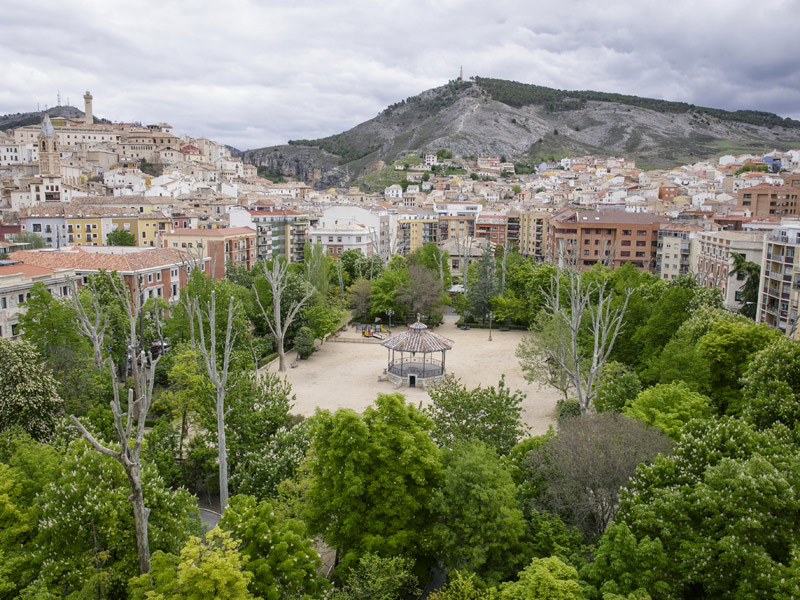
[162,227,255,237]
[381,322,454,353]
[10,247,192,273]
[0,263,57,278]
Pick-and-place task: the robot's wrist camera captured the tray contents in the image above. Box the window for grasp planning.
[620,251,631,257]
[148,274,153,283]
[635,251,645,257]
[32,223,42,232]
[622,229,632,236]
[18,294,24,304]
[156,272,162,281]
[637,230,647,236]
[0,297,5,309]
[621,240,631,246]
[636,241,646,247]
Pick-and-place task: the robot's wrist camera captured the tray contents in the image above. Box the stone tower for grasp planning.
[84,91,93,125]
[38,114,61,177]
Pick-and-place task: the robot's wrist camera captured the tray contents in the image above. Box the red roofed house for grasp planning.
[10,246,207,306]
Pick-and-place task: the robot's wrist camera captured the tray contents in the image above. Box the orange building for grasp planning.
[161,227,256,280]
[546,209,667,272]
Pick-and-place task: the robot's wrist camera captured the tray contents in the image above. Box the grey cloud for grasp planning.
[1,0,798,150]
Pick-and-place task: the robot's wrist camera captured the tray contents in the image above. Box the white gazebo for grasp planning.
[380,317,454,388]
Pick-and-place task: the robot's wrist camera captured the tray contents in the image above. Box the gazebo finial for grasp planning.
[416,312,421,323]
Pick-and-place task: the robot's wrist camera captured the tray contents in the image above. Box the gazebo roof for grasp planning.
[381,321,454,353]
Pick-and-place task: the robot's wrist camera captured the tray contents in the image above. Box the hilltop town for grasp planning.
[1,91,799,339]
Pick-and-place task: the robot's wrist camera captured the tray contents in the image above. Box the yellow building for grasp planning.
[513,210,548,259]
[65,215,114,246]
[111,215,171,247]
[397,216,438,255]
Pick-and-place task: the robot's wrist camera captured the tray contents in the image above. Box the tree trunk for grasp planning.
[124,462,151,574]
[216,390,229,512]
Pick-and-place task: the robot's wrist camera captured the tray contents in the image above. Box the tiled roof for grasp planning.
[10,247,191,273]
[381,322,454,353]
[162,227,255,237]
[0,263,58,278]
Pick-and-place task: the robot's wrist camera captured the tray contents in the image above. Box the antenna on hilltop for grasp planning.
[57,91,61,106]
[459,66,463,81]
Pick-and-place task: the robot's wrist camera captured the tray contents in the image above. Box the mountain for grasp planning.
[242,78,800,189]
[0,105,96,132]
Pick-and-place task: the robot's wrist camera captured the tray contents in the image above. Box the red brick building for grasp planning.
[545,209,668,272]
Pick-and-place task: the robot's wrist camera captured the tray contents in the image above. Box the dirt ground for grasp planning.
[266,314,559,435]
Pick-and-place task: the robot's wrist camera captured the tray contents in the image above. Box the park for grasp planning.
[268,313,560,435]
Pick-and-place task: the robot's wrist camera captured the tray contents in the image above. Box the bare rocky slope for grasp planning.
[241,78,800,188]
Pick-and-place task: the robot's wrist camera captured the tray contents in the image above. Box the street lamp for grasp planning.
[386,308,394,329]
[488,310,494,341]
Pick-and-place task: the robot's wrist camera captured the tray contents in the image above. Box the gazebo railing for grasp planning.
[388,357,443,377]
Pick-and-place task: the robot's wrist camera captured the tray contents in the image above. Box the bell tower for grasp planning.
[38,114,61,177]
[84,90,93,125]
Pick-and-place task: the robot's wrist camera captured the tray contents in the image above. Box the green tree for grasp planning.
[32,440,200,598]
[431,441,527,585]
[223,372,295,496]
[304,294,346,342]
[219,495,328,600]
[18,283,100,414]
[429,571,497,600]
[397,263,447,319]
[9,231,46,249]
[129,528,255,600]
[152,344,212,472]
[611,417,800,599]
[741,337,800,429]
[594,362,642,413]
[294,326,315,359]
[107,228,137,246]
[369,262,409,317]
[426,377,529,455]
[347,278,372,319]
[468,244,498,321]
[499,557,585,600]
[730,252,760,319]
[623,381,714,439]
[0,339,61,441]
[582,522,670,600]
[305,394,442,572]
[334,553,420,600]
[0,431,60,598]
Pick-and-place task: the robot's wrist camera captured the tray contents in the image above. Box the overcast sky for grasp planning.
[2,0,799,150]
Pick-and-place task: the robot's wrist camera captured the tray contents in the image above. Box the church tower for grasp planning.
[84,91,93,125]
[38,114,61,177]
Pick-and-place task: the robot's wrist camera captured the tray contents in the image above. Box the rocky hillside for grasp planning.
[242,78,800,188]
[0,105,92,131]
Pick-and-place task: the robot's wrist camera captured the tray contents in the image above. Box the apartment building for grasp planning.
[696,230,765,311]
[545,209,667,272]
[657,224,701,281]
[475,213,508,246]
[757,223,800,337]
[310,224,373,259]
[396,215,438,256]
[161,227,256,279]
[11,246,204,304]
[513,210,548,260]
[738,183,800,217]
[229,206,309,262]
[0,261,78,338]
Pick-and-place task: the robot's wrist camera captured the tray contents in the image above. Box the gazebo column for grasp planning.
[442,349,446,374]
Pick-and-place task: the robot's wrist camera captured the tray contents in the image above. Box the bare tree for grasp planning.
[451,230,474,297]
[527,413,673,540]
[431,244,447,285]
[518,261,631,413]
[499,241,510,297]
[69,277,106,368]
[67,275,161,574]
[255,258,314,371]
[194,292,238,512]
[176,247,207,345]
